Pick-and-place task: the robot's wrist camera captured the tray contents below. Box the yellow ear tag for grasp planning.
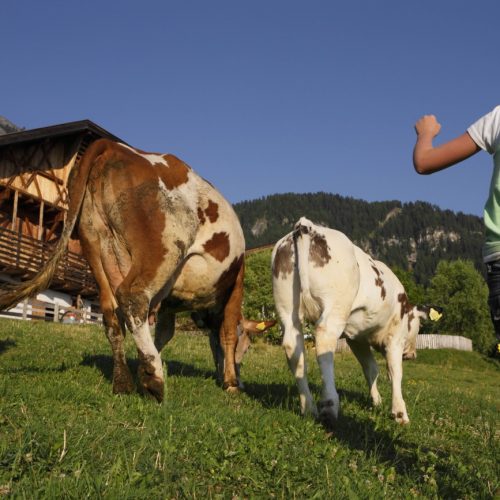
[256,322,266,331]
[429,308,442,322]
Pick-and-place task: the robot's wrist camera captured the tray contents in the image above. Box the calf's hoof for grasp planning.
[391,411,410,425]
[318,399,338,431]
[222,381,241,394]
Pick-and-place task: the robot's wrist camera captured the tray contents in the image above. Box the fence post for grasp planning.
[22,298,28,320]
[53,303,59,322]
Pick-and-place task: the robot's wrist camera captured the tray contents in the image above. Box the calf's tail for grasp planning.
[293,217,321,321]
[0,139,109,311]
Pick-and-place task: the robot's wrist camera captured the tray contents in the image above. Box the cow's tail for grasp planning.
[293,217,321,321]
[0,139,109,311]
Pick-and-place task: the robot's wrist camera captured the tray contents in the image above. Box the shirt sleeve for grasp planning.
[467,105,500,154]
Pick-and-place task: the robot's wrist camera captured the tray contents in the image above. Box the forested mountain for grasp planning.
[234,192,484,284]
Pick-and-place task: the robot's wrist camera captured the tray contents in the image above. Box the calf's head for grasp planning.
[234,318,276,387]
[190,311,276,384]
[235,318,276,364]
[403,305,443,360]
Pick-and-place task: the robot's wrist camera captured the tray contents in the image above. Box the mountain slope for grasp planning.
[0,116,23,135]
[233,192,484,284]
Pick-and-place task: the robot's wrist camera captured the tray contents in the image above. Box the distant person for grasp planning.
[413,105,500,356]
[76,294,83,311]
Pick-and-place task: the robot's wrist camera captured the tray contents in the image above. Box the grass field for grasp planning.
[0,319,498,499]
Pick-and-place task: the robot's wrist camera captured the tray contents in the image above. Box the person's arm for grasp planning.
[413,115,481,175]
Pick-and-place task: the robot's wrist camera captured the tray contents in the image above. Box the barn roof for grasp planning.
[0,119,125,147]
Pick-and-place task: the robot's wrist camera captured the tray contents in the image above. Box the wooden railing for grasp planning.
[336,334,473,353]
[0,227,97,294]
[0,297,102,324]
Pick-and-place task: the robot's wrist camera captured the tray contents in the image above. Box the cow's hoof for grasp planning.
[391,411,410,425]
[138,366,164,402]
[112,371,135,395]
[139,375,164,403]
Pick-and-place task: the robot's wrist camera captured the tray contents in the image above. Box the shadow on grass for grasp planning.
[80,354,215,383]
[166,359,215,380]
[80,354,123,382]
[243,379,315,412]
[243,381,373,413]
[244,379,454,487]
[0,338,16,355]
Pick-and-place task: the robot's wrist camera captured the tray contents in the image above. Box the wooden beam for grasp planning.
[38,201,44,240]
[12,190,18,231]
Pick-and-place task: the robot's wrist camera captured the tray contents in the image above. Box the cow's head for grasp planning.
[403,305,443,360]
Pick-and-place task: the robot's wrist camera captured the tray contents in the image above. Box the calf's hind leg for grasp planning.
[314,315,346,428]
[346,338,382,406]
[282,317,317,417]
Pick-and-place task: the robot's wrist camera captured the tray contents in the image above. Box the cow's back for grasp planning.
[272,220,359,324]
[169,176,245,309]
[344,245,405,342]
[79,140,244,310]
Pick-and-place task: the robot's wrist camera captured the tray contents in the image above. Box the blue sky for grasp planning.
[3,1,498,216]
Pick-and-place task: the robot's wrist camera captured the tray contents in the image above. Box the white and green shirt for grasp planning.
[467,105,500,263]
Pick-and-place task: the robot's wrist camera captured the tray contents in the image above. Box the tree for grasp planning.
[243,249,280,343]
[426,260,495,354]
[392,267,426,305]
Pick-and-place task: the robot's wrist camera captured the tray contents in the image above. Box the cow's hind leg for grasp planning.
[282,317,317,417]
[116,282,164,402]
[314,316,345,429]
[217,257,245,392]
[102,298,134,394]
[346,338,382,406]
[189,310,227,386]
[80,231,134,394]
[154,308,175,353]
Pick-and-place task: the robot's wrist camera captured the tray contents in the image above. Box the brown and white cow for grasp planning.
[272,217,441,428]
[0,138,267,401]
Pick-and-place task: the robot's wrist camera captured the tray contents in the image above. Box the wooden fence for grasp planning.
[0,301,474,351]
[336,334,472,353]
[1,298,102,325]
[0,226,97,294]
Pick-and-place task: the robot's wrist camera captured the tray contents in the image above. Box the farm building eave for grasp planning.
[0,120,126,148]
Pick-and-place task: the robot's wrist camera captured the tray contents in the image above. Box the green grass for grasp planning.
[0,319,498,499]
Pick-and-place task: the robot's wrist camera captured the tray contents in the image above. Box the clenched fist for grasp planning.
[415,115,441,138]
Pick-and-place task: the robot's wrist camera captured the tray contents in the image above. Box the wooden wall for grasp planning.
[0,134,83,209]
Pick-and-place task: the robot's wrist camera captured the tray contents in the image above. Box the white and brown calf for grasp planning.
[272,217,440,428]
[0,139,257,401]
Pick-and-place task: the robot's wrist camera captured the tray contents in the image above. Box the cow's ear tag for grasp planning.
[256,322,266,331]
[429,308,442,322]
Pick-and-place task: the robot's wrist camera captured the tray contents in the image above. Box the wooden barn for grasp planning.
[0,120,124,322]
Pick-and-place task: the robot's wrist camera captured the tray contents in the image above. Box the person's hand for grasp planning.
[415,115,441,138]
